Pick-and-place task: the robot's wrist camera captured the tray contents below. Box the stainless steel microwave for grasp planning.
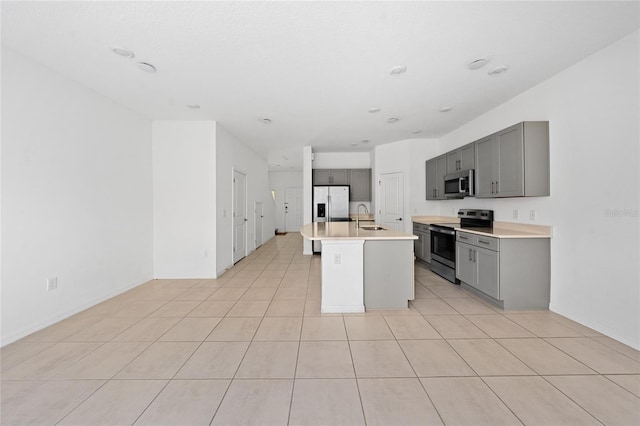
[444,169,474,198]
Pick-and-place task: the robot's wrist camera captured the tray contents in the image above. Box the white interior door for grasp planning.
[233,170,247,263]
[285,187,303,232]
[255,202,263,248]
[378,172,404,231]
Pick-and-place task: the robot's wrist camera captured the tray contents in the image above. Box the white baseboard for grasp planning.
[549,302,640,350]
[1,278,151,347]
[321,305,365,314]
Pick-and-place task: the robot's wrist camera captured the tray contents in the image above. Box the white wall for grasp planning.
[152,121,217,278]
[435,31,640,348]
[268,171,303,233]
[373,140,412,233]
[312,152,371,169]
[1,47,153,345]
[216,124,274,275]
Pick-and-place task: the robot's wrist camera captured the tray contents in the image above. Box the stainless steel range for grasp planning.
[429,209,494,283]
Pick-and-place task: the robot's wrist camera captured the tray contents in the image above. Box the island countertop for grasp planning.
[300,222,418,241]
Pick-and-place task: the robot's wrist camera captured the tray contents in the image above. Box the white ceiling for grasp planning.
[2,1,638,170]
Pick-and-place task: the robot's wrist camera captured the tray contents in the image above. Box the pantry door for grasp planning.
[378,172,404,231]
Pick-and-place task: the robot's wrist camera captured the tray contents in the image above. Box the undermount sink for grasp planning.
[360,226,386,231]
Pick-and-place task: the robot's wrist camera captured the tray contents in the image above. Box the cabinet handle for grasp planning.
[459,235,469,240]
[469,248,473,262]
[496,181,499,193]
[491,182,494,194]
[473,250,477,262]
[478,240,491,245]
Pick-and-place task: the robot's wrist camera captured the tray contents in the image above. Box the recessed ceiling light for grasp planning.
[387,117,399,123]
[136,62,156,73]
[260,118,272,124]
[110,46,135,59]
[439,107,453,113]
[467,58,489,70]
[361,140,370,144]
[412,130,422,134]
[390,65,407,75]
[187,104,200,109]
[488,65,509,76]
[368,107,381,113]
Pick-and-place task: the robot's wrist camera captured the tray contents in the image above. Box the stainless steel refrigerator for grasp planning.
[312,185,350,253]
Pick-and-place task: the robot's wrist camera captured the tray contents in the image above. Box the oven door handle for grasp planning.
[428,226,456,235]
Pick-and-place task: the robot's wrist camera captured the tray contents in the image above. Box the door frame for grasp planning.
[284,187,303,232]
[254,201,263,248]
[232,168,248,264]
[377,171,405,232]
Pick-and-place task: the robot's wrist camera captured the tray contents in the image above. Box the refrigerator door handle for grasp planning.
[327,195,331,222]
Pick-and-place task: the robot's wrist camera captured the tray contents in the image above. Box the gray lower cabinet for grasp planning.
[413,223,430,264]
[456,231,550,309]
[364,240,414,309]
[475,121,549,198]
[426,155,447,200]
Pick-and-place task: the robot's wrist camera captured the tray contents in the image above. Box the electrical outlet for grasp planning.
[46,277,58,291]
[513,209,519,220]
[529,210,536,220]
[333,253,341,264]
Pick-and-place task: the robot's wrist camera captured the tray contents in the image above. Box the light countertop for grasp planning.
[412,216,552,239]
[300,222,418,241]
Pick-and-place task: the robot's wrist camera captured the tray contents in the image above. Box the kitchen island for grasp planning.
[300,222,418,313]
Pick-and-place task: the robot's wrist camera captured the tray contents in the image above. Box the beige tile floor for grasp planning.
[2,233,639,425]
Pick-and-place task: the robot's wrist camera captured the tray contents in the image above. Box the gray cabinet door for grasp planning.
[331,169,349,185]
[476,246,499,299]
[446,151,459,172]
[456,242,476,286]
[496,124,524,197]
[475,135,496,198]
[425,159,438,200]
[414,232,424,260]
[349,169,371,201]
[423,231,431,263]
[435,155,447,199]
[446,143,475,172]
[313,169,331,185]
[459,143,475,171]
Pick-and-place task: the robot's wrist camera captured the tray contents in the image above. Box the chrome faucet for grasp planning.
[356,203,369,228]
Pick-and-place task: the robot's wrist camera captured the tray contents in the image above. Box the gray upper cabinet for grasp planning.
[330,169,349,185]
[313,168,349,185]
[313,168,372,201]
[313,169,332,185]
[349,169,371,201]
[426,155,447,200]
[475,121,549,198]
[446,143,475,172]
